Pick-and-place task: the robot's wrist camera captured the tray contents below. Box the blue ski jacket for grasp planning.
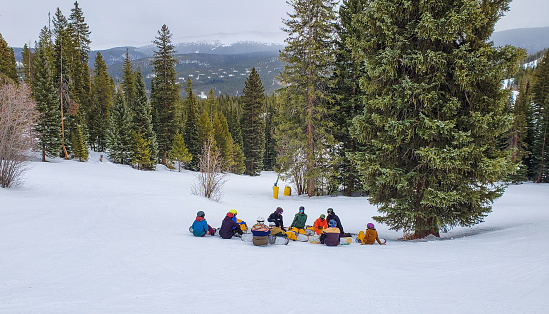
[192,217,209,237]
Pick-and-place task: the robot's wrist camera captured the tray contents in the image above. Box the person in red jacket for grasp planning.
[313,214,328,235]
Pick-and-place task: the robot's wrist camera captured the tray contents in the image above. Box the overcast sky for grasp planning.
[0,0,547,50]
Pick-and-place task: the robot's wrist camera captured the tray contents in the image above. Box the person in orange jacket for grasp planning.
[313,214,328,235]
[357,223,385,245]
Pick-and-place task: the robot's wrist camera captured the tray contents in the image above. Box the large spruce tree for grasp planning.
[278,0,337,195]
[530,50,549,182]
[349,0,523,238]
[33,28,63,162]
[89,52,115,151]
[183,78,201,170]
[150,24,180,165]
[107,89,132,164]
[241,67,266,176]
[132,67,158,167]
[0,33,18,83]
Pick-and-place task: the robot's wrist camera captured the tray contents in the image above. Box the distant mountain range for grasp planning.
[11,27,549,96]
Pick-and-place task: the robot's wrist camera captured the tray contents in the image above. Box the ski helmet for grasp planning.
[299,206,305,212]
[367,223,375,229]
[229,209,237,215]
[329,219,337,227]
[257,216,265,222]
[320,214,325,219]
[276,207,283,214]
[327,208,334,214]
[197,211,205,217]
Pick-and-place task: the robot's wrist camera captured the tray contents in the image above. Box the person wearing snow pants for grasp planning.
[192,211,215,237]
[219,212,243,239]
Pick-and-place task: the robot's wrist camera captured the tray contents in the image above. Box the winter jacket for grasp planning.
[192,216,209,237]
[290,213,307,229]
[326,213,344,234]
[251,222,271,237]
[314,218,328,235]
[268,212,284,228]
[219,215,241,239]
[362,228,382,244]
[322,227,341,246]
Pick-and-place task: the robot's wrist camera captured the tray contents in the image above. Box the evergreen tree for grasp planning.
[349,0,523,238]
[131,130,153,170]
[231,140,246,175]
[107,89,132,164]
[33,29,62,162]
[71,125,88,161]
[199,108,215,146]
[278,0,337,195]
[183,78,201,170]
[0,33,18,83]
[89,52,115,152]
[263,95,277,171]
[241,67,266,176]
[21,43,35,88]
[213,111,233,168]
[168,132,192,172]
[331,0,367,195]
[69,0,91,120]
[122,48,136,111]
[150,24,180,164]
[530,50,549,182]
[133,66,158,167]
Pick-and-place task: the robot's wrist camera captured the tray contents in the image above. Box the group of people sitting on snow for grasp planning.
[191,206,386,246]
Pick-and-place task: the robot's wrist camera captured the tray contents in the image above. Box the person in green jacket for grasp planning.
[289,206,307,236]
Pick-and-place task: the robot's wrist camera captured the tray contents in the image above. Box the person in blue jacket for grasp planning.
[191,211,216,237]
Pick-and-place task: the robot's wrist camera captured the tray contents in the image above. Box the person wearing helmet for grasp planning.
[191,211,216,237]
[313,214,328,235]
[229,209,248,232]
[357,222,385,245]
[219,212,244,239]
[289,206,308,236]
[326,208,344,235]
[320,219,341,246]
[267,207,284,229]
[251,216,271,246]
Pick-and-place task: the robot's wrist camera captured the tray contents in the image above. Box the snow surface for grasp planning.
[1,152,548,313]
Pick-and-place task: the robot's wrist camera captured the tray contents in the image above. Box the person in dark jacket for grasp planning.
[320,219,340,246]
[267,207,284,228]
[219,212,243,239]
[326,208,344,234]
[191,211,216,237]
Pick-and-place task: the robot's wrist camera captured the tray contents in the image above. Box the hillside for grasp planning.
[491,26,549,54]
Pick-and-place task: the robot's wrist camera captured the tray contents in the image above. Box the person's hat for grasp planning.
[229,209,237,215]
[276,207,283,214]
[299,206,305,212]
[197,211,205,217]
[320,214,325,219]
[367,223,375,229]
[328,219,337,227]
[227,212,234,218]
[327,208,334,214]
[257,216,265,222]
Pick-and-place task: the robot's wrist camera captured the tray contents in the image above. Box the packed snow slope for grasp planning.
[1,153,548,313]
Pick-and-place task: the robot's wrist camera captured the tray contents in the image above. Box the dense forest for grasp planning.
[1,0,548,238]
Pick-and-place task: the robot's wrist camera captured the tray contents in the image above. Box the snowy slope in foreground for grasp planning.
[1,153,548,313]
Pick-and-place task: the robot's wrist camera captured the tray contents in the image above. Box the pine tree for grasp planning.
[199,108,215,147]
[263,95,277,171]
[21,43,34,88]
[213,111,233,168]
[150,24,180,164]
[33,28,63,162]
[122,48,136,111]
[241,67,266,176]
[107,89,132,164]
[71,125,88,161]
[0,33,18,83]
[530,50,549,182]
[69,0,91,121]
[231,140,246,175]
[331,0,367,195]
[133,66,158,167]
[89,52,115,151]
[349,0,523,238]
[168,132,192,172]
[131,130,153,170]
[183,79,201,170]
[278,0,337,195]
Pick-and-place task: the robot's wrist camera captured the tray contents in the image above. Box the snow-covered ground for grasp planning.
[1,152,548,313]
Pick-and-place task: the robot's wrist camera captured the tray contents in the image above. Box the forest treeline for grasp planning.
[1,0,548,239]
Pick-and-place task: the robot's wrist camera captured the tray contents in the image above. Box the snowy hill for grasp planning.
[1,153,548,312]
[491,26,549,54]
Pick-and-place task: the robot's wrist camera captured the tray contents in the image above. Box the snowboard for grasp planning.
[309,235,321,244]
[295,233,309,242]
[305,228,316,236]
[340,237,352,245]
